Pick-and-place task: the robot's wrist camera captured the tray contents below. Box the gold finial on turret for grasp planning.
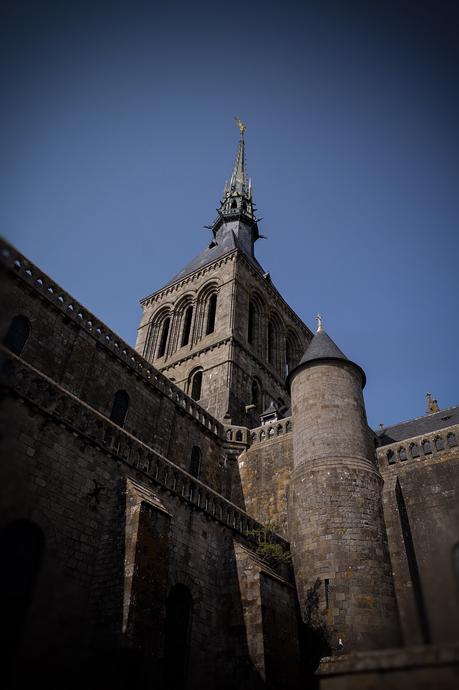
[315,313,323,333]
[234,116,246,136]
[426,392,439,414]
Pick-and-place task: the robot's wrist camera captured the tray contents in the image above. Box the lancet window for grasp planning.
[206,293,217,335]
[189,368,203,401]
[181,306,193,347]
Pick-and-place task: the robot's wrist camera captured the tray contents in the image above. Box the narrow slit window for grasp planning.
[206,294,217,335]
[181,306,193,347]
[251,380,261,412]
[190,369,203,401]
[267,322,274,364]
[324,578,330,609]
[110,390,129,428]
[248,302,255,344]
[157,317,170,358]
[190,446,201,478]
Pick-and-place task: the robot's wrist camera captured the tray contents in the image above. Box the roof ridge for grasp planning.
[379,404,459,431]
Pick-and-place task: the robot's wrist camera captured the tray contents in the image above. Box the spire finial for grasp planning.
[426,392,439,414]
[315,313,323,333]
[235,116,246,136]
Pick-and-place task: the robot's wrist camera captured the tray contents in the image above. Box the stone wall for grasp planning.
[318,645,459,690]
[0,240,231,496]
[377,426,459,646]
[0,346,299,690]
[237,419,293,536]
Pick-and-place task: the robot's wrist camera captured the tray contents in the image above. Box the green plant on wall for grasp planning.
[247,521,292,566]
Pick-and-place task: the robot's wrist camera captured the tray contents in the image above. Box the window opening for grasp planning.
[267,322,274,364]
[3,315,31,356]
[190,370,203,401]
[158,317,170,358]
[251,380,261,412]
[190,447,201,479]
[110,390,129,427]
[181,306,193,347]
[248,302,255,345]
[206,294,217,335]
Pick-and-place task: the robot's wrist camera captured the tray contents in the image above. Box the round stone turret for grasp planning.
[287,327,401,653]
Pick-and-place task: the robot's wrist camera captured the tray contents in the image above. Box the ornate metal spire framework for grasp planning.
[216,118,257,224]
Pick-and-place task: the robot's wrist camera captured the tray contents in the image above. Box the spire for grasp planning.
[216,118,257,225]
[229,118,249,196]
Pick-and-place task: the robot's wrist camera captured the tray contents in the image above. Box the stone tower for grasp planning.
[135,122,312,426]
[287,319,401,652]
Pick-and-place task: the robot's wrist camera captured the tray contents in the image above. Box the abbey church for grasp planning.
[0,124,458,689]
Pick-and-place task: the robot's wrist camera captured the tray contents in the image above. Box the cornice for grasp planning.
[158,332,289,391]
[140,251,237,307]
[1,347,289,551]
[0,237,223,441]
[236,252,313,338]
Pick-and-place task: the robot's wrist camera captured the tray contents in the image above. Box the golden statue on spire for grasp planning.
[426,392,439,414]
[234,117,246,136]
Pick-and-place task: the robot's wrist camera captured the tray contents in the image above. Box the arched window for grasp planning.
[110,390,129,427]
[399,447,407,461]
[3,315,31,356]
[164,584,193,689]
[285,339,292,373]
[422,440,432,455]
[410,443,420,459]
[190,446,201,478]
[189,369,203,401]
[0,520,44,684]
[251,379,261,412]
[267,322,274,364]
[387,449,396,465]
[181,306,193,347]
[248,301,255,345]
[435,436,445,451]
[285,331,301,374]
[206,294,217,335]
[158,317,170,358]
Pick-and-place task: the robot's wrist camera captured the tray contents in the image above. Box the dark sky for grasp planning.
[1,0,458,427]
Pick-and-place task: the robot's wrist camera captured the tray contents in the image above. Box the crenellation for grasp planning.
[377,423,459,470]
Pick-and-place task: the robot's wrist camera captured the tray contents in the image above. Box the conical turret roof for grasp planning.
[287,325,366,389]
[297,329,347,367]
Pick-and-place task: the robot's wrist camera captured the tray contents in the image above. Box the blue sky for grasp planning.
[1,0,458,427]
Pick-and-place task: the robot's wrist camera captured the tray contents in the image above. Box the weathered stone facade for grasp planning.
[1,130,458,689]
[136,250,310,428]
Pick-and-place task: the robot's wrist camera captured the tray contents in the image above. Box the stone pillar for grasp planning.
[288,357,401,652]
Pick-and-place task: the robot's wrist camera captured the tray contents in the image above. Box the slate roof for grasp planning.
[297,330,348,367]
[376,405,459,446]
[165,225,265,286]
[287,329,366,388]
